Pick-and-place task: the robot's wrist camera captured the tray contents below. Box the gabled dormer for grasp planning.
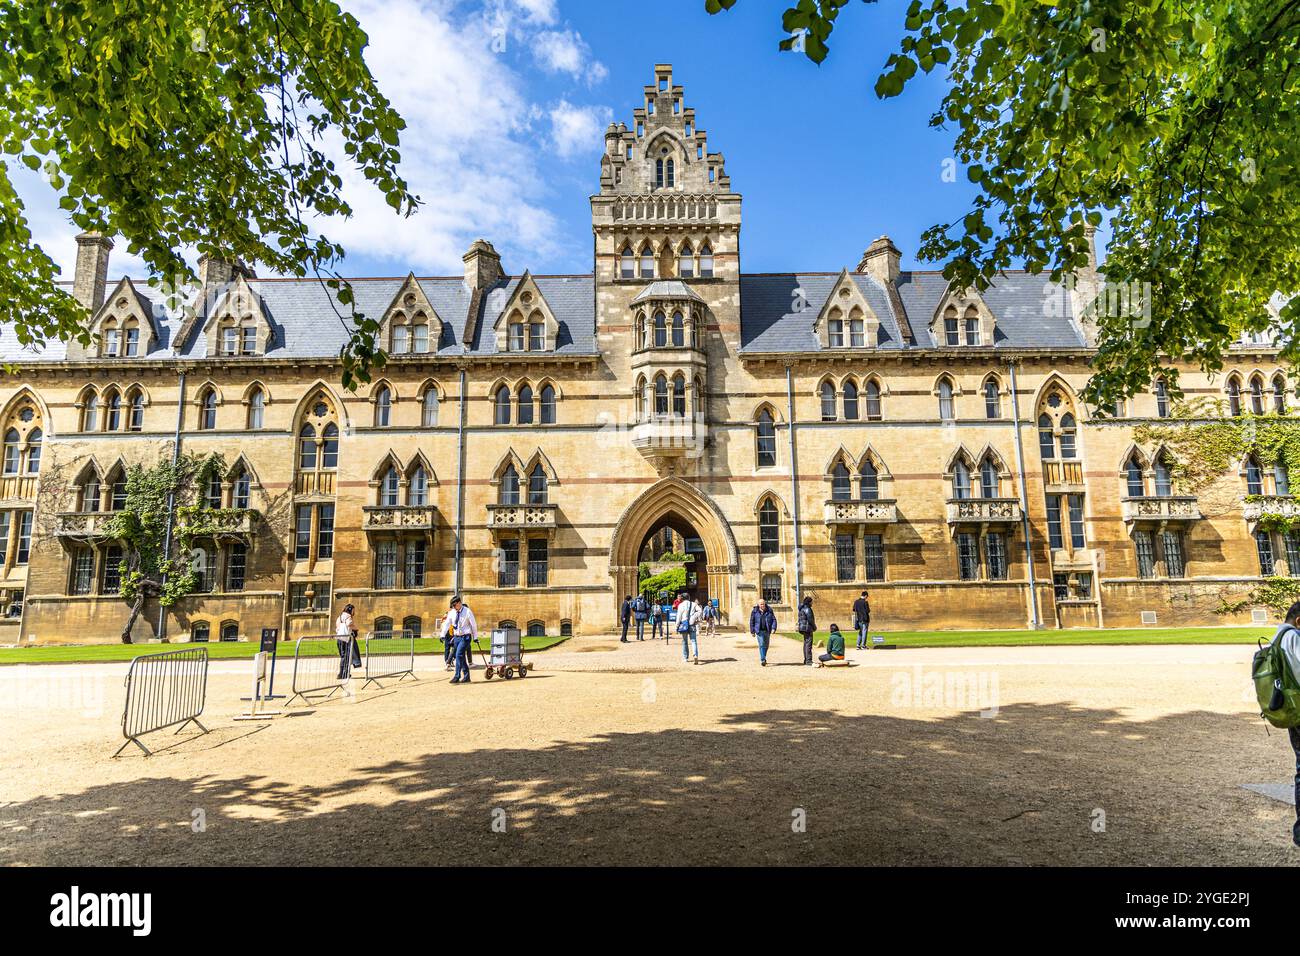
[203,275,272,358]
[83,277,160,359]
[813,269,882,349]
[493,273,559,353]
[931,282,997,347]
[381,273,443,356]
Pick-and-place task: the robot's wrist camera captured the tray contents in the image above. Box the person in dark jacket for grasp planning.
[619,595,632,643]
[796,595,817,665]
[749,598,777,666]
[852,591,871,650]
[819,623,847,664]
[632,593,650,641]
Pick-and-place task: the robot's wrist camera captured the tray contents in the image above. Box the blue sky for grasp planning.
[21,0,1014,281]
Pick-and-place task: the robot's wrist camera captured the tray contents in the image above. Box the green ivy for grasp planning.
[1218,576,1300,618]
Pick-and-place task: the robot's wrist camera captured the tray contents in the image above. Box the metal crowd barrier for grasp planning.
[285,635,349,706]
[362,629,417,689]
[115,647,210,757]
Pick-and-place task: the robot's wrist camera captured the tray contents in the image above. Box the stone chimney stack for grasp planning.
[857,235,901,285]
[1070,224,1101,347]
[73,232,114,312]
[463,239,504,291]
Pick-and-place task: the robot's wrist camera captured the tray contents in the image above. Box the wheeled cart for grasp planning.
[480,627,530,680]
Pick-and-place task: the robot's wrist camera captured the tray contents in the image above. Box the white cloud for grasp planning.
[532,29,609,85]
[549,101,613,159]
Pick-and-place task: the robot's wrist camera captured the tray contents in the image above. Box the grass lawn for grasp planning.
[0,635,568,665]
[779,625,1270,649]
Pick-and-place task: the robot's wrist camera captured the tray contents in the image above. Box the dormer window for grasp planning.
[104,327,120,357]
[944,307,959,346]
[529,316,545,351]
[828,313,844,348]
[124,321,140,357]
[509,320,525,351]
[964,308,979,345]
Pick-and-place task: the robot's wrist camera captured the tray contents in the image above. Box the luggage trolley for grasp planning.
[480,626,530,680]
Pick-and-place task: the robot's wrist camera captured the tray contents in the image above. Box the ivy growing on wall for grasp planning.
[1218,576,1300,618]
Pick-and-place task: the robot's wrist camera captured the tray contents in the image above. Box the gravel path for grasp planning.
[1,635,1296,866]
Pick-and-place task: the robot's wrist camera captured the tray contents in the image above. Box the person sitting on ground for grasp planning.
[818,623,846,665]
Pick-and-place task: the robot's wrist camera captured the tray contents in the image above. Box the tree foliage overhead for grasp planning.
[708,0,1300,406]
[0,0,418,387]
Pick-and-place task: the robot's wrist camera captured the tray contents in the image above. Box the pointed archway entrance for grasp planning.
[608,478,739,625]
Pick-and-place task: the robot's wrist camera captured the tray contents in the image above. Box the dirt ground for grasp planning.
[1,633,1297,866]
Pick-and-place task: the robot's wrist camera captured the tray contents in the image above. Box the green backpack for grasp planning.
[1252,624,1300,729]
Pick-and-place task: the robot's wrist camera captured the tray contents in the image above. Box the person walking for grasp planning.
[619,595,632,643]
[750,597,777,666]
[632,592,650,641]
[335,603,362,679]
[818,623,847,664]
[677,592,702,663]
[701,600,718,638]
[650,601,664,640]
[439,612,455,671]
[852,590,871,650]
[1274,601,1300,846]
[443,595,479,684]
[796,594,817,666]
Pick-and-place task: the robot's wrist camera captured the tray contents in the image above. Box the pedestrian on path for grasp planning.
[853,591,871,650]
[677,592,702,663]
[750,598,777,666]
[443,595,479,684]
[797,594,817,666]
[335,603,362,679]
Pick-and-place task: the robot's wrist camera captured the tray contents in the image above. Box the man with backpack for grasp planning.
[852,590,871,650]
[677,592,702,663]
[631,592,650,641]
[1263,601,1300,846]
[796,594,817,666]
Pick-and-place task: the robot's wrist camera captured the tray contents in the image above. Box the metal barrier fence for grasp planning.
[362,630,417,689]
[285,635,349,706]
[115,647,210,757]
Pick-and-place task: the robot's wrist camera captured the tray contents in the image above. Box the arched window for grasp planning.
[203,472,222,509]
[81,475,101,512]
[494,386,511,425]
[500,464,520,505]
[321,423,339,468]
[671,311,685,347]
[191,623,210,644]
[411,315,430,353]
[1154,378,1170,418]
[408,465,428,506]
[2,430,18,475]
[529,316,545,351]
[827,312,844,348]
[1226,376,1242,416]
[943,306,959,345]
[655,157,664,188]
[820,381,837,422]
[540,384,556,425]
[1250,375,1266,415]
[640,244,655,279]
[127,390,144,432]
[1245,454,1263,496]
[24,428,41,475]
[864,380,882,421]
[422,386,439,427]
[635,376,647,421]
[109,470,128,510]
[1038,414,1055,459]
[1125,455,1145,497]
[247,388,265,429]
[298,424,317,469]
[952,460,972,499]
[373,617,393,638]
[527,620,546,638]
[82,392,99,432]
[379,466,400,506]
[937,379,955,421]
[1058,413,1077,459]
[392,321,409,355]
[678,242,694,278]
[859,460,879,501]
[374,386,392,427]
[654,375,669,416]
[849,311,865,347]
[1274,375,1289,414]
[620,244,635,279]
[672,375,686,416]
[831,462,852,501]
[508,319,525,351]
[403,616,422,638]
[963,306,980,345]
[232,468,251,509]
[653,311,667,347]
[984,378,1001,419]
[105,389,121,431]
[517,384,534,425]
[1155,455,1174,497]
[755,409,776,467]
[1275,460,1290,496]
[198,389,217,430]
[758,498,779,555]
[843,380,859,421]
[528,463,548,504]
[665,158,675,188]
[699,243,714,278]
[979,457,999,498]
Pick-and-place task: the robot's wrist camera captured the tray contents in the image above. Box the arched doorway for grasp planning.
[635,511,710,604]
[608,478,739,624]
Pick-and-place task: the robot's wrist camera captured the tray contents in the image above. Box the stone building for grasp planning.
[0,64,1291,645]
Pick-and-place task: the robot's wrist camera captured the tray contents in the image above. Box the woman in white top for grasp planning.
[335,603,361,679]
[676,593,703,664]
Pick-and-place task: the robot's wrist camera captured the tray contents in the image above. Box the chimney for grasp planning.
[73,232,113,312]
[857,235,901,285]
[463,239,504,291]
[1070,224,1101,347]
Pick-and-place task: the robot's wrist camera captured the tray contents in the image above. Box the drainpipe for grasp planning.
[157,369,187,641]
[454,365,468,595]
[1007,360,1041,629]
[785,364,803,608]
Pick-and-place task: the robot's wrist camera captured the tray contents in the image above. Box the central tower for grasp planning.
[592,63,742,476]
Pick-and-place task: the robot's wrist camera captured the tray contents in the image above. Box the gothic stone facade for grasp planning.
[0,64,1291,645]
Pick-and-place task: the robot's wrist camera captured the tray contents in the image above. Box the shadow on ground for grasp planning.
[2,702,1295,866]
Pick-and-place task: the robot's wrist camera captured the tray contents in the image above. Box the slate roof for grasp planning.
[2,268,1085,363]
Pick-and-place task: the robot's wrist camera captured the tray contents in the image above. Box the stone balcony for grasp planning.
[487,502,558,538]
[55,511,116,541]
[823,498,899,527]
[0,474,39,502]
[630,415,708,470]
[177,508,257,539]
[363,505,437,535]
[1121,495,1201,524]
[1042,459,1085,491]
[945,497,1022,532]
[1242,494,1300,526]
